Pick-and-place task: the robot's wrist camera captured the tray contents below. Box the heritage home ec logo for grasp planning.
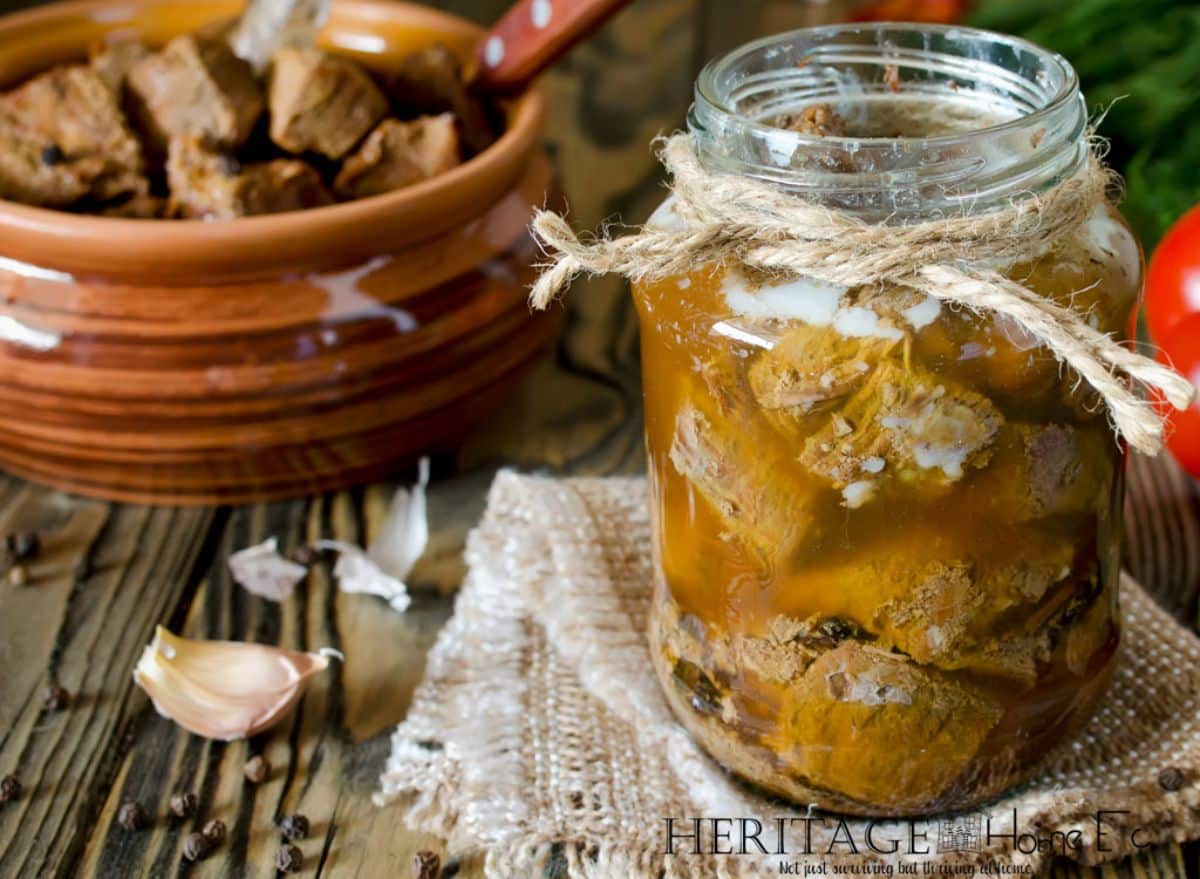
[664,809,1151,871]
[937,815,982,853]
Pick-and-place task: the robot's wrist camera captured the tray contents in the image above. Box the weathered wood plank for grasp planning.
[0,488,218,877]
[68,487,456,878]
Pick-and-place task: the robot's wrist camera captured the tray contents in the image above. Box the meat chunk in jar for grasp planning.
[970,422,1114,521]
[748,323,898,413]
[669,390,814,563]
[766,527,1077,683]
[801,361,1003,502]
[779,642,1003,810]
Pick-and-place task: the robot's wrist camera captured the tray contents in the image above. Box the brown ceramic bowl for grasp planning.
[0,0,554,504]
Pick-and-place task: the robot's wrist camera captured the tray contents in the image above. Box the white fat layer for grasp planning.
[926,626,947,653]
[861,456,886,474]
[880,389,981,480]
[723,270,847,325]
[902,296,942,330]
[842,480,876,509]
[958,341,995,361]
[834,306,904,340]
[721,271,939,341]
[880,414,970,478]
[1080,206,1120,259]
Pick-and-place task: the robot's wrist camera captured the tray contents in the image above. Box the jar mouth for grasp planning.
[689,23,1088,217]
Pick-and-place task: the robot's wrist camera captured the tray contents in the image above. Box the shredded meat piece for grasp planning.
[748,324,897,413]
[775,102,847,137]
[973,422,1113,521]
[801,361,1002,491]
[780,642,1003,809]
[669,385,814,561]
[771,527,1077,682]
[884,64,901,93]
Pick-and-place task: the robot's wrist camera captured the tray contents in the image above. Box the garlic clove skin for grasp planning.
[228,537,308,602]
[313,457,428,613]
[315,540,411,612]
[368,457,429,582]
[133,627,331,741]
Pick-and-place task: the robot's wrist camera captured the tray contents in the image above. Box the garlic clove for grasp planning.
[228,537,308,602]
[132,627,331,741]
[368,457,429,581]
[314,457,429,613]
[315,540,411,612]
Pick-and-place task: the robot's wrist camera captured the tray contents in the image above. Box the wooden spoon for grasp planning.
[472,0,634,95]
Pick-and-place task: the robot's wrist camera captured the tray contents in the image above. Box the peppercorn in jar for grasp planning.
[634,24,1140,815]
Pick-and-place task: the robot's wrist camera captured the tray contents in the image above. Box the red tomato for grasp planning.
[1145,204,1200,347]
[1156,312,1200,477]
[851,0,970,23]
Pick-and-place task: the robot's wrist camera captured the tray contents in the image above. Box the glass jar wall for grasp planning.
[635,24,1139,816]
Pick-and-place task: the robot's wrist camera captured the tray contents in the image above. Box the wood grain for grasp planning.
[0,0,1195,877]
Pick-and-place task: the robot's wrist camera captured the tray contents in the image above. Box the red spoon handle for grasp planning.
[473,0,632,94]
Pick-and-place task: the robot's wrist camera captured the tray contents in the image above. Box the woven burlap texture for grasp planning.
[377,473,1200,879]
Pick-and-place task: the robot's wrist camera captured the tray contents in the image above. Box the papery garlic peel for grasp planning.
[228,537,307,602]
[311,456,429,613]
[133,627,331,741]
[368,456,430,580]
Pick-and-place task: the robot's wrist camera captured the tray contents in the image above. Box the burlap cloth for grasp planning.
[377,470,1200,878]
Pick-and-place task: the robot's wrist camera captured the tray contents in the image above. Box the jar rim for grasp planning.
[688,22,1089,217]
[695,22,1080,148]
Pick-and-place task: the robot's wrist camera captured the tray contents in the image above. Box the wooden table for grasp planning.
[0,1,1198,876]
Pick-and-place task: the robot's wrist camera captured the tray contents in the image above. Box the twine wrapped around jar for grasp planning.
[529,133,1195,455]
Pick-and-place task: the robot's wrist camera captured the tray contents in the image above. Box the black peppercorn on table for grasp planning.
[0,0,1197,875]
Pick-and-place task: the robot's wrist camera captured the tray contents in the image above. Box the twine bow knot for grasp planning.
[530,133,1195,455]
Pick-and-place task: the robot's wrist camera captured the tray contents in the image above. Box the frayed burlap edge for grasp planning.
[378,473,1200,879]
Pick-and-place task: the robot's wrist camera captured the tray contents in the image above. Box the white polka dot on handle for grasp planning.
[484,35,506,67]
[531,0,552,29]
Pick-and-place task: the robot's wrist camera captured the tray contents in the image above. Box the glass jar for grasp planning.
[636,24,1138,816]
